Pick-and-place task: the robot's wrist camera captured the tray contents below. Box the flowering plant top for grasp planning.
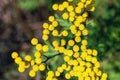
[11,0,108,80]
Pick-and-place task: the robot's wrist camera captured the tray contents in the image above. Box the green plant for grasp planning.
[11,0,108,80]
[18,0,46,11]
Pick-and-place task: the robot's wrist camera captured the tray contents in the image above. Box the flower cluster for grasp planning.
[11,0,108,80]
[11,41,46,77]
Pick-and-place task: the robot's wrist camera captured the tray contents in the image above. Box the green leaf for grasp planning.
[44,41,58,56]
[55,14,72,30]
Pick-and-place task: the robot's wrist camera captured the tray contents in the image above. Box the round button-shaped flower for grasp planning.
[36,43,42,51]
[43,22,49,29]
[18,66,25,73]
[52,30,59,36]
[58,4,65,11]
[68,40,75,46]
[67,5,74,12]
[42,34,48,41]
[82,29,88,35]
[32,65,39,71]
[65,73,71,79]
[42,45,49,52]
[25,55,32,61]
[63,1,69,8]
[34,52,41,58]
[52,4,58,10]
[73,45,79,52]
[48,16,55,22]
[29,70,36,77]
[39,64,45,71]
[62,12,69,19]
[11,52,18,59]
[31,38,38,45]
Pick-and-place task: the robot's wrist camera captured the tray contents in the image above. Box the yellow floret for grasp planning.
[76,16,83,22]
[62,30,68,36]
[52,4,58,10]
[73,52,79,58]
[81,0,86,3]
[52,40,59,47]
[68,40,75,46]
[82,29,88,35]
[69,17,75,22]
[55,71,60,77]
[70,25,76,30]
[75,36,81,43]
[31,60,35,66]
[73,45,79,52]
[79,24,85,30]
[58,4,65,11]
[65,73,71,79]
[82,40,88,45]
[67,5,74,12]
[18,66,25,72]
[43,29,50,35]
[25,55,32,61]
[52,21,58,27]
[85,76,90,80]
[69,11,75,17]
[68,0,73,2]
[47,71,54,77]
[77,2,84,8]
[87,49,92,54]
[63,1,69,8]
[89,6,95,12]
[29,70,36,77]
[64,56,70,62]
[42,45,49,52]
[75,7,82,13]
[39,64,45,71]
[48,25,54,31]
[36,43,42,51]
[42,34,48,41]
[82,12,88,18]
[92,49,98,56]
[35,58,42,64]
[71,29,77,34]
[61,64,67,69]
[31,38,38,45]
[75,31,81,36]
[101,73,108,79]
[61,39,66,46]
[48,16,55,22]
[62,12,69,19]
[57,67,63,73]
[19,61,25,67]
[32,65,39,71]
[43,22,49,29]
[15,57,22,64]
[34,52,41,58]
[11,52,18,59]
[74,20,80,26]
[52,30,59,36]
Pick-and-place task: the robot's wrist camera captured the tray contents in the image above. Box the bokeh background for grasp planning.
[0,0,120,80]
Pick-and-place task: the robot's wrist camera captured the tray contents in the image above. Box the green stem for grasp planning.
[42,53,62,63]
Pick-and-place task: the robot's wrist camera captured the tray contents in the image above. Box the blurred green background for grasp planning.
[0,0,120,80]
